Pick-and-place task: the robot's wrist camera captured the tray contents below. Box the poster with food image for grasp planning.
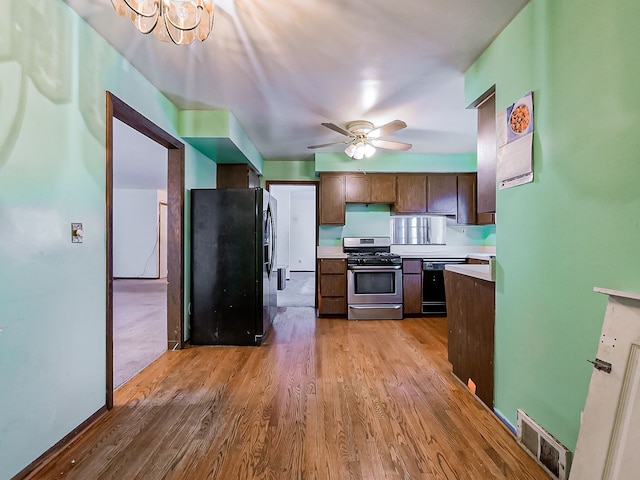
[497,91,534,189]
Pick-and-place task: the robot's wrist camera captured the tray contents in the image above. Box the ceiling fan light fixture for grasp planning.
[111,0,214,45]
[310,119,410,158]
[344,143,357,158]
[345,141,375,159]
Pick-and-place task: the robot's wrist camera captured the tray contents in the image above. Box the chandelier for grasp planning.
[111,0,214,45]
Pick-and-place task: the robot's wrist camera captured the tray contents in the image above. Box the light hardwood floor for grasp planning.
[29,308,548,479]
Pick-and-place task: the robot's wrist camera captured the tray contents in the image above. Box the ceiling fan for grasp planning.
[308,119,412,159]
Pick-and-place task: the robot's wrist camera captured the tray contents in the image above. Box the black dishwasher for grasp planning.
[422,259,466,315]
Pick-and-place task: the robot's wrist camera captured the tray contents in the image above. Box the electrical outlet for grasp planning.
[71,223,84,243]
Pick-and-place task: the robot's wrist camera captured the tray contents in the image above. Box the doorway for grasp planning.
[106,92,185,409]
[266,181,318,308]
[112,119,168,389]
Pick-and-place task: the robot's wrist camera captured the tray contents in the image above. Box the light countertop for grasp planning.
[445,264,495,282]
[316,246,347,259]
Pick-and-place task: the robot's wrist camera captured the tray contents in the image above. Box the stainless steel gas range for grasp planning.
[343,237,403,320]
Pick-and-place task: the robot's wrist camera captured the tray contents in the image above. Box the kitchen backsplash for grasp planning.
[318,204,496,247]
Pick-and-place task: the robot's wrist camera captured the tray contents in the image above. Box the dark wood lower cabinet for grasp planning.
[402,259,422,315]
[444,270,495,409]
[317,259,347,315]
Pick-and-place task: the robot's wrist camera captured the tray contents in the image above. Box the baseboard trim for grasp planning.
[12,405,108,480]
[494,407,517,435]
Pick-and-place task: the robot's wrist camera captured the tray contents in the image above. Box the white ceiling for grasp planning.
[65,0,529,161]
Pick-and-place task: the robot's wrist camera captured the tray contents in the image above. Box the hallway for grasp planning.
[277,271,315,308]
[113,278,167,389]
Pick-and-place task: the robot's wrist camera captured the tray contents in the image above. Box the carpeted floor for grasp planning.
[277,271,315,307]
[113,278,167,389]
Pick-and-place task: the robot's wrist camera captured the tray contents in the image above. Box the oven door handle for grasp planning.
[348,265,402,271]
[350,305,402,310]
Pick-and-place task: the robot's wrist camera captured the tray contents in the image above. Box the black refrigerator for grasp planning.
[190,188,277,346]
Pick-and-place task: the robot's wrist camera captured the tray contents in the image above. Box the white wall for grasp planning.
[113,188,165,278]
[289,190,316,271]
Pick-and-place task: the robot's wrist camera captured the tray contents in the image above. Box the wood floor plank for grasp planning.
[27,311,549,480]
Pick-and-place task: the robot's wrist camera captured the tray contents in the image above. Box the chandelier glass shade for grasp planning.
[111,0,214,45]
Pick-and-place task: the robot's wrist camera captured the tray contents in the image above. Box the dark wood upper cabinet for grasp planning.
[345,173,396,204]
[370,174,396,203]
[476,91,497,216]
[345,173,370,203]
[394,174,427,214]
[319,173,346,225]
[217,163,260,189]
[318,171,482,225]
[457,173,477,225]
[427,174,458,214]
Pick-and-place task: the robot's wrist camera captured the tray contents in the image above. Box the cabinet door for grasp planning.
[319,173,345,225]
[402,259,423,315]
[345,173,371,203]
[403,275,422,314]
[427,174,458,214]
[370,174,396,203]
[320,259,346,274]
[320,274,346,297]
[394,174,426,213]
[217,163,259,188]
[444,270,495,409]
[477,92,497,214]
[457,174,477,225]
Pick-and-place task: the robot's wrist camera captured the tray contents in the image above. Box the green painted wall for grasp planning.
[178,110,263,173]
[315,152,477,172]
[465,0,640,451]
[262,159,318,182]
[0,2,216,478]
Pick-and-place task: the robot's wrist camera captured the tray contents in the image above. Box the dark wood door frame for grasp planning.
[106,92,185,409]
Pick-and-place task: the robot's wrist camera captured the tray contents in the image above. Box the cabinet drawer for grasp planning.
[319,259,346,274]
[319,296,347,315]
[402,259,422,274]
[320,275,346,296]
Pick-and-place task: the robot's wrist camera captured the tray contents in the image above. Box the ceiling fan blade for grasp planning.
[321,122,352,137]
[308,141,347,149]
[368,120,407,138]
[371,139,412,151]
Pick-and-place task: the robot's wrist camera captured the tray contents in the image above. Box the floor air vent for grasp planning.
[516,409,572,480]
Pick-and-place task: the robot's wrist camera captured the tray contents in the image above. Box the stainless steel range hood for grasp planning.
[391,216,446,245]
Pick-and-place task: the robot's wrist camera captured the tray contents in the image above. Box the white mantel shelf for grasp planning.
[594,287,640,301]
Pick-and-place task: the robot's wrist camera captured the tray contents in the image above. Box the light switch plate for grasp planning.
[71,222,83,243]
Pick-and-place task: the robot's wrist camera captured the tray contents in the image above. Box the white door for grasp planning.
[571,288,640,479]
